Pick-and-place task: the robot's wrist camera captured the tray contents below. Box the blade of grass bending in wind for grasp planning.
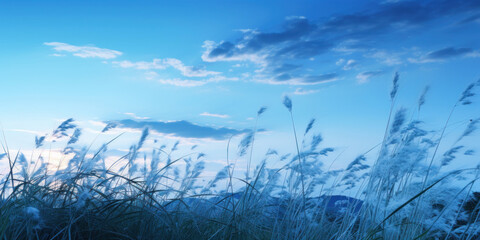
[0,127,14,196]
[246,107,267,181]
[283,95,306,222]
[422,79,480,193]
[416,174,480,240]
[456,117,480,144]
[102,122,117,133]
[52,118,76,140]
[365,169,465,240]
[390,72,399,101]
[304,118,315,136]
[67,128,82,145]
[374,72,401,168]
[363,72,401,233]
[418,85,430,112]
[444,169,480,240]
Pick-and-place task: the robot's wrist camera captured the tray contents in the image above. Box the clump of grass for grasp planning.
[0,75,479,240]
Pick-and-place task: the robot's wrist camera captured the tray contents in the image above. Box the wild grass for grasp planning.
[1,74,480,240]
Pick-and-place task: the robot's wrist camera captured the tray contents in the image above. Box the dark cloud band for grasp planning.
[113,119,251,140]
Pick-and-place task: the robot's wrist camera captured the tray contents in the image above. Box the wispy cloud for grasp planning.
[200,0,480,84]
[343,59,358,70]
[124,112,150,120]
[112,119,250,140]
[200,112,230,118]
[409,46,479,63]
[8,129,44,135]
[356,71,384,84]
[113,58,220,77]
[426,47,474,60]
[293,88,320,95]
[163,58,220,77]
[200,16,335,85]
[367,50,402,65]
[157,78,208,87]
[257,73,339,85]
[145,72,238,87]
[458,13,480,24]
[113,59,167,70]
[44,42,122,59]
[44,0,480,88]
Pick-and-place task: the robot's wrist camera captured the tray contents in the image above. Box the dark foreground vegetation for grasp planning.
[1,73,480,239]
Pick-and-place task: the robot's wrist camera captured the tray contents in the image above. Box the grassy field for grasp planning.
[1,73,480,240]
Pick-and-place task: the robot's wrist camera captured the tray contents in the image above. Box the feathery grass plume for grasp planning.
[209,165,229,188]
[257,106,267,116]
[402,120,428,144]
[75,189,90,209]
[441,146,464,166]
[24,206,42,230]
[102,122,117,132]
[197,152,206,160]
[24,207,40,219]
[389,108,407,136]
[346,155,368,172]
[309,134,323,151]
[283,95,292,112]
[52,118,76,139]
[150,149,160,172]
[457,118,480,142]
[418,85,430,110]
[419,80,479,202]
[282,94,308,224]
[390,72,399,101]
[304,118,315,135]
[171,140,180,152]
[459,79,480,105]
[266,148,278,156]
[137,128,149,149]
[191,161,205,178]
[30,156,46,179]
[17,153,29,178]
[318,147,334,156]
[34,135,45,148]
[237,131,254,157]
[280,153,291,161]
[67,128,81,145]
[464,149,475,155]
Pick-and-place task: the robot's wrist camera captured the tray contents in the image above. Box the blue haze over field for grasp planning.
[0,0,479,175]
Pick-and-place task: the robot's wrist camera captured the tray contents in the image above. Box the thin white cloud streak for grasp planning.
[200,112,230,119]
[124,113,150,120]
[201,40,267,66]
[366,50,402,66]
[343,59,357,70]
[356,71,384,84]
[408,50,480,64]
[146,72,238,87]
[163,58,220,77]
[44,42,122,59]
[8,129,45,135]
[112,58,220,77]
[113,59,167,70]
[255,76,339,86]
[293,88,320,95]
[337,59,358,70]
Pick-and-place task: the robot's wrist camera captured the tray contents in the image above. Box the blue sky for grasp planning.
[1,0,479,172]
